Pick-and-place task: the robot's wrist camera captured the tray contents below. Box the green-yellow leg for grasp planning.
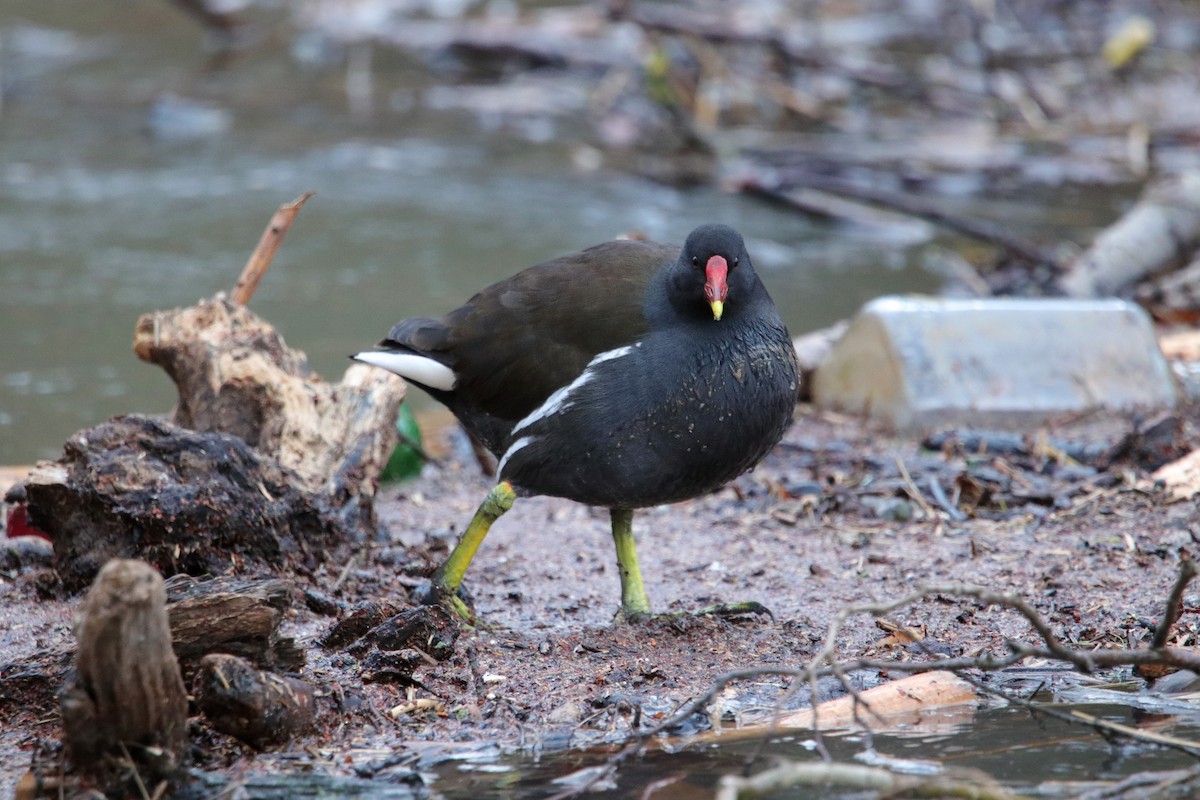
[610,508,771,623]
[610,508,652,618]
[428,481,517,619]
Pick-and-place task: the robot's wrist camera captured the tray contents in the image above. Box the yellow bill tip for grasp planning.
[710,300,724,320]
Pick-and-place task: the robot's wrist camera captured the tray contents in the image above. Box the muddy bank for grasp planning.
[3,406,1196,794]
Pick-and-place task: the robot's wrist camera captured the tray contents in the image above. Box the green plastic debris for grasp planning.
[381,404,425,482]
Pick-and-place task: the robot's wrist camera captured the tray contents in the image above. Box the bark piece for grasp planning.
[166,575,303,672]
[361,649,426,685]
[132,296,405,534]
[348,605,459,660]
[61,559,188,773]
[318,599,407,650]
[25,415,353,592]
[194,653,316,748]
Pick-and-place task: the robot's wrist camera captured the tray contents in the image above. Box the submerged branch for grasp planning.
[739,173,1062,269]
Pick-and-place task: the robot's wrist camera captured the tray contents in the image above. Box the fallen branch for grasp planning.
[739,172,1061,268]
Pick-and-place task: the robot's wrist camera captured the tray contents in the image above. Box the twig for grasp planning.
[332,550,360,592]
[1153,552,1198,649]
[1075,764,1200,800]
[639,773,686,800]
[396,426,434,465]
[230,191,316,306]
[118,742,152,800]
[895,456,937,519]
[928,475,967,521]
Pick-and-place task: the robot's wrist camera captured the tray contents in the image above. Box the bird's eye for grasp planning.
[691,256,700,266]
[732,257,739,267]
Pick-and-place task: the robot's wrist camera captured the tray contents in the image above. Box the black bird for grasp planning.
[354,224,799,618]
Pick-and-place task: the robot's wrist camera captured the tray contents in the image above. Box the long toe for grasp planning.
[613,601,773,624]
[692,601,774,620]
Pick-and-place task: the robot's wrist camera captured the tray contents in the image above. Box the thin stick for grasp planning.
[895,456,937,519]
[1153,553,1198,649]
[230,191,316,306]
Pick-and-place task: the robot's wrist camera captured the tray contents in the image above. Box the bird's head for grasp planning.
[679,224,750,321]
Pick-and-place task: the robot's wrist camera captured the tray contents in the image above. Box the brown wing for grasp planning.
[385,239,676,422]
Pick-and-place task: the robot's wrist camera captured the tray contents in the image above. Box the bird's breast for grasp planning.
[496,323,798,509]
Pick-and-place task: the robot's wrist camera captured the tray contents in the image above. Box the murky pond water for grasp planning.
[0,0,957,464]
[423,702,1200,798]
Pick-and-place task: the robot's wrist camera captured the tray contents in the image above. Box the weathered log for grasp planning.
[61,559,188,774]
[194,653,316,748]
[1060,170,1200,297]
[25,415,355,592]
[132,295,405,533]
[166,575,303,672]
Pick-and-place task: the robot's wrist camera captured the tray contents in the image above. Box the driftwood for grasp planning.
[1060,170,1200,297]
[20,196,403,591]
[132,296,405,533]
[768,670,975,732]
[195,653,317,748]
[166,574,303,672]
[60,559,188,776]
[24,415,355,592]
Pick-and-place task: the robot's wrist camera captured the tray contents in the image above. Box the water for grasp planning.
[0,0,951,463]
[2,3,1191,797]
[423,702,1200,798]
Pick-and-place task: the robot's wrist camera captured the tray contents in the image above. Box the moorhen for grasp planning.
[354,224,799,618]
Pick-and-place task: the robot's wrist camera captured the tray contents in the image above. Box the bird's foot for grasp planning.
[613,600,773,624]
[691,600,774,620]
[614,599,772,623]
[410,580,476,623]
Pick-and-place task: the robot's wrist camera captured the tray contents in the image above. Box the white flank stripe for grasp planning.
[352,351,457,391]
[497,435,534,476]
[511,343,638,435]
